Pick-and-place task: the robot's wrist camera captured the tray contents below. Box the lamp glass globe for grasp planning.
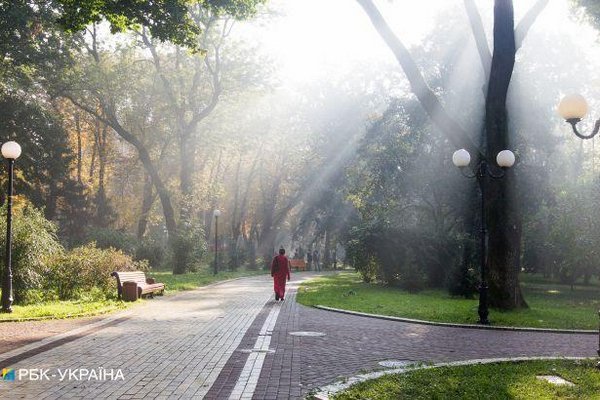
[496,150,516,168]
[452,149,471,168]
[557,94,588,120]
[213,210,221,217]
[1,141,21,160]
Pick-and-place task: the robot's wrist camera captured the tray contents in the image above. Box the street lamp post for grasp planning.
[452,148,516,324]
[213,209,221,275]
[1,141,21,313]
[557,94,600,140]
[557,94,600,365]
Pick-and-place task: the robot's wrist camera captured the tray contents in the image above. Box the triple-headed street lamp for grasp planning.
[213,209,221,275]
[1,141,22,313]
[452,148,516,324]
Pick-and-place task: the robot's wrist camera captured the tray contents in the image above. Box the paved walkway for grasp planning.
[0,273,597,399]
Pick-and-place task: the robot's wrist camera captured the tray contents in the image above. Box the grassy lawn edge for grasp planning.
[321,359,600,400]
[296,272,600,330]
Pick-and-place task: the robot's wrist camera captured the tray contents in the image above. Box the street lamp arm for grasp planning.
[486,165,506,180]
[459,167,477,179]
[567,118,600,140]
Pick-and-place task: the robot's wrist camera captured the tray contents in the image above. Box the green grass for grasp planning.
[151,267,267,292]
[333,359,600,400]
[1,267,267,321]
[296,273,600,330]
[0,299,127,321]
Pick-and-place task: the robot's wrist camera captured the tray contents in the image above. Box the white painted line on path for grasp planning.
[229,302,282,400]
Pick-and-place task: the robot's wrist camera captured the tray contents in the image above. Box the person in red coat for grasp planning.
[271,247,291,301]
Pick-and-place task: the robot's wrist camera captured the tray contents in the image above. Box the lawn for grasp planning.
[333,359,600,400]
[296,272,600,330]
[0,267,267,321]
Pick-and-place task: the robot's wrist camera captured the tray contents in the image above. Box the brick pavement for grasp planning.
[0,276,275,399]
[1,274,597,399]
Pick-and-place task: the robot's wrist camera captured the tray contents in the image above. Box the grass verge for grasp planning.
[333,359,600,400]
[0,299,127,321]
[296,272,600,330]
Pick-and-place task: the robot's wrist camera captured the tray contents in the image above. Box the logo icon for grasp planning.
[1,368,15,381]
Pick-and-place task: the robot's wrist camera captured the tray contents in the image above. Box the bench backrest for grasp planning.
[111,271,147,287]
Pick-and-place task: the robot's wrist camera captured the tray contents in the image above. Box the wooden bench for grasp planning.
[289,259,307,271]
[111,271,165,300]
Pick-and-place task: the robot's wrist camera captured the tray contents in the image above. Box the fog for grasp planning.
[5,0,600,296]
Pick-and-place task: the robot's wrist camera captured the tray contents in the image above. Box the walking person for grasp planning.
[307,250,313,270]
[313,249,320,272]
[271,248,291,301]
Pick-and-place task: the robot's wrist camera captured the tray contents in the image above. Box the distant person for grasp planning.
[271,247,291,301]
[307,250,313,270]
[313,250,320,272]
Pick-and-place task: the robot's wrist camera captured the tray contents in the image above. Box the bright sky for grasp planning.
[235,0,600,86]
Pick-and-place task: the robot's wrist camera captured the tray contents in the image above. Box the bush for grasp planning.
[48,243,148,300]
[84,227,138,256]
[135,236,167,269]
[171,223,207,274]
[0,199,63,303]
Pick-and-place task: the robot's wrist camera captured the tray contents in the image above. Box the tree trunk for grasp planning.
[137,172,154,239]
[484,0,527,309]
[75,113,83,184]
[179,132,194,223]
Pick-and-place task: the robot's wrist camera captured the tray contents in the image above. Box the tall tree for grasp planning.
[356,0,549,309]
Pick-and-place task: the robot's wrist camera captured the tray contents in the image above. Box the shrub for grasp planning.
[48,243,148,300]
[84,227,138,256]
[135,237,167,269]
[171,223,207,274]
[0,199,63,303]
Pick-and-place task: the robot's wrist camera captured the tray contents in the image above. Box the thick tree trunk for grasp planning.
[484,0,527,309]
[137,173,154,239]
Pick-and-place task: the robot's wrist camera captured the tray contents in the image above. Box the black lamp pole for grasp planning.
[214,214,218,275]
[475,160,490,325]
[454,149,514,325]
[1,158,15,313]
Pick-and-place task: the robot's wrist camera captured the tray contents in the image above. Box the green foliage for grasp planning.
[0,94,87,222]
[526,181,600,286]
[334,360,600,400]
[48,243,148,300]
[0,200,63,303]
[344,98,470,294]
[136,236,168,269]
[54,0,265,52]
[84,227,138,256]
[171,223,207,274]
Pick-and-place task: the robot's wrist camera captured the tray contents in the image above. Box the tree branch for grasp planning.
[356,0,481,157]
[515,0,549,51]
[463,0,491,82]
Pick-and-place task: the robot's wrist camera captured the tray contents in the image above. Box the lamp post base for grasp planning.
[0,307,13,313]
[478,284,489,325]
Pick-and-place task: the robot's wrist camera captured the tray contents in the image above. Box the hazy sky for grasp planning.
[235,0,600,87]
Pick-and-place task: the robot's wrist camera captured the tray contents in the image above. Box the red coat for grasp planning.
[271,255,291,298]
